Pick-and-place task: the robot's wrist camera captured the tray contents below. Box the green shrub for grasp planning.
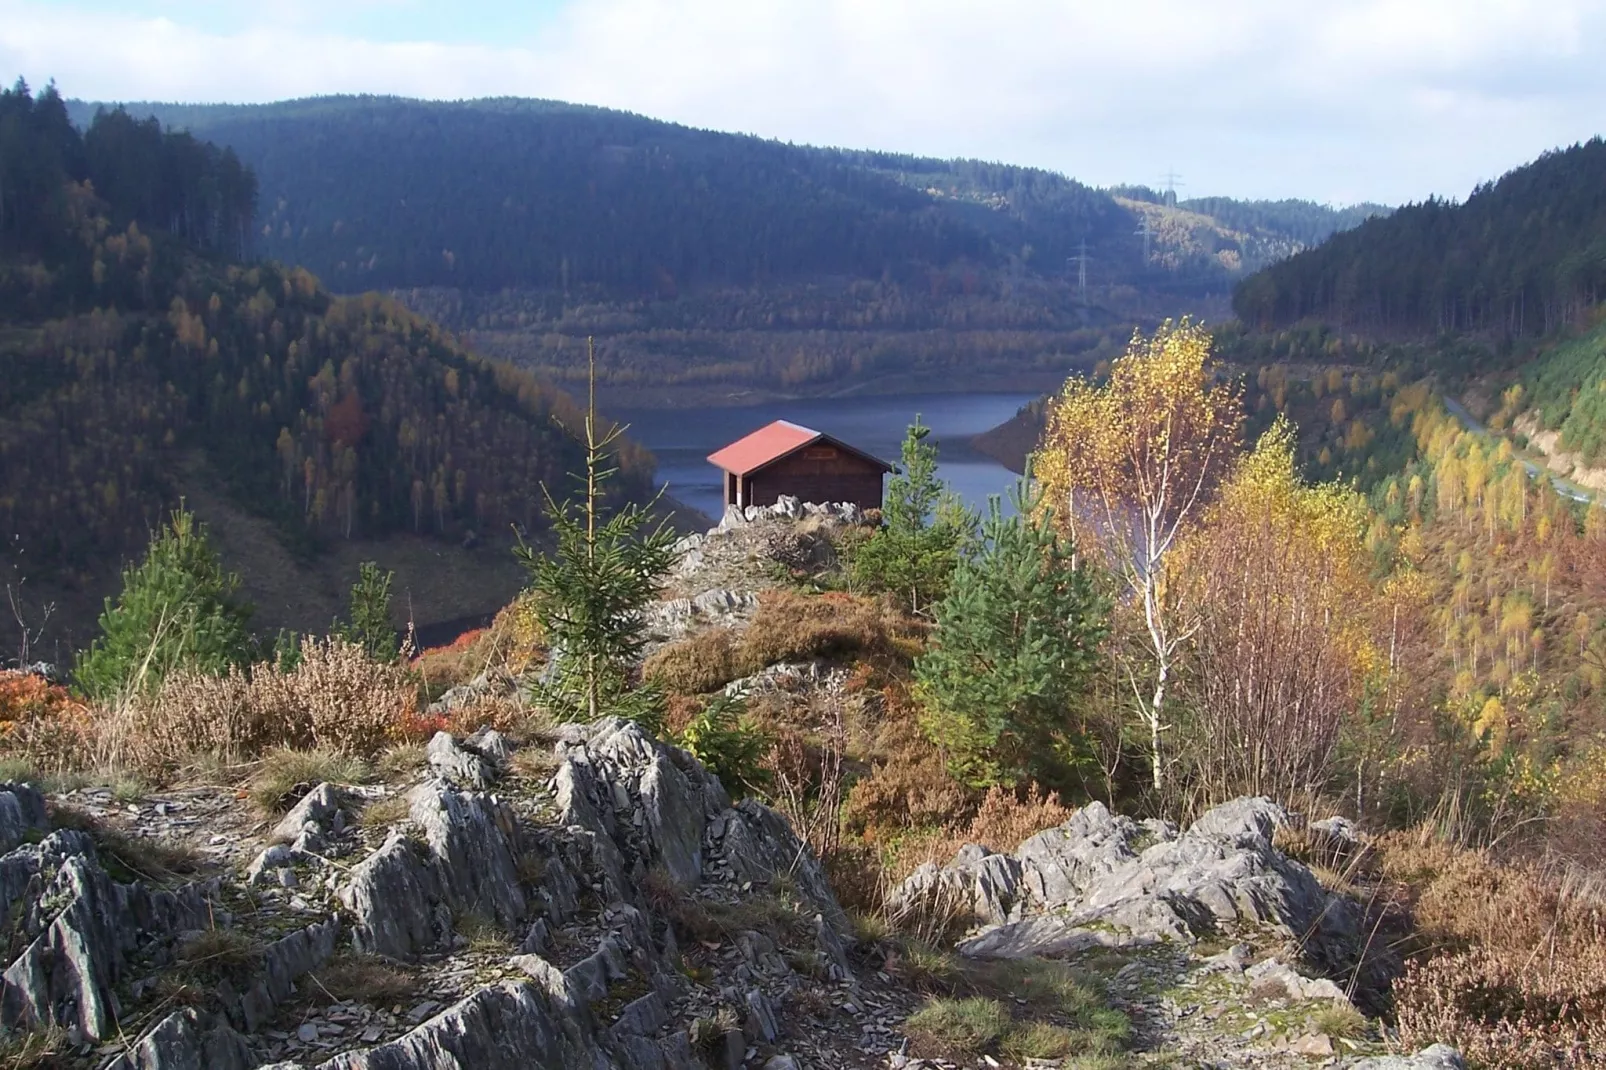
[336,561,399,662]
[75,508,253,701]
[915,482,1108,788]
[850,418,975,615]
[676,695,770,797]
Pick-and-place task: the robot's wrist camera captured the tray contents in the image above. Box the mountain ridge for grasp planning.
[61,93,1387,398]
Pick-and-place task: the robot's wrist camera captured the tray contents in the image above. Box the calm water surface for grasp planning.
[616,393,1037,522]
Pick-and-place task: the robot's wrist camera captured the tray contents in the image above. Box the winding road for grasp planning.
[1440,396,1594,504]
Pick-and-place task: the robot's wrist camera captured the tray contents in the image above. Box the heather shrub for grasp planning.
[284,637,416,754]
[0,669,95,775]
[99,637,414,776]
[954,786,1072,855]
[1396,948,1606,1069]
[413,596,545,700]
[1382,833,1606,1068]
[734,590,907,675]
[643,629,739,694]
[841,709,973,849]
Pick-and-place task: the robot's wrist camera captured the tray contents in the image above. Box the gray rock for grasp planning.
[897,796,1379,991]
[410,784,527,931]
[611,991,668,1037]
[638,754,704,886]
[1312,815,1360,842]
[103,1008,255,1070]
[316,980,612,1070]
[233,916,340,1031]
[338,830,442,959]
[717,799,847,940]
[466,727,515,770]
[245,842,297,886]
[0,782,48,852]
[1244,957,1349,1003]
[2,852,218,1041]
[1188,796,1287,845]
[272,782,347,850]
[426,731,495,789]
[742,988,778,1043]
[958,914,1141,959]
[1350,1045,1466,1070]
[762,1057,801,1070]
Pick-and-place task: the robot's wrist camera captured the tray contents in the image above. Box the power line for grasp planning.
[1160,168,1185,208]
[1135,216,1153,265]
[1068,238,1092,304]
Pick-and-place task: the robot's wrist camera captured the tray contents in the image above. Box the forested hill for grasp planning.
[1233,137,1606,337]
[59,95,1382,398]
[2,80,651,643]
[86,95,1384,298]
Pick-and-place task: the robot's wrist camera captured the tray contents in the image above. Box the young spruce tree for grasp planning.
[852,417,974,615]
[915,478,1108,788]
[336,561,398,662]
[518,340,677,725]
[75,507,254,700]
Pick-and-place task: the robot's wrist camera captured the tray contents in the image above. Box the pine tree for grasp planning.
[517,339,677,725]
[914,478,1108,788]
[336,561,397,662]
[851,417,974,615]
[75,507,253,700]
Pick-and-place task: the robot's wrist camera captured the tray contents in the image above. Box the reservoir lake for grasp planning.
[615,392,1039,523]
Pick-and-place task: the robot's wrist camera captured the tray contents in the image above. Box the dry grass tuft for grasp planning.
[374,742,426,782]
[307,953,419,1007]
[0,1022,71,1068]
[249,748,372,815]
[1311,1001,1370,1041]
[454,912,513,954]
[510,747,561,782]
[46,803,205,886]
[905,996,1012,1055]
[175,926,262,984]
[902,958,1127,1063]
[358,794,411,828]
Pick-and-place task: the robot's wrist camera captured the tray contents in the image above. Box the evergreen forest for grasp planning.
[60,95,1384,395]
[1234,137,1606,337]
[1,80,652,646]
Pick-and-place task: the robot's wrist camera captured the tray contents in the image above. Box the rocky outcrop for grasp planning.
[105,1008,256,1070]
[0,785,336,1054]
[896,797,1384,993]
[0,727,1465,1069]
[2,845,220,1041]
[1351,1046,1466,1070]
[0,780,49,850]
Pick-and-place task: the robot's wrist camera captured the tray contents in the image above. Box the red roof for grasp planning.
[707,420,891,476]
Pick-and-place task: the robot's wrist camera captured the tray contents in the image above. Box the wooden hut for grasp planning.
[707,420,892,512]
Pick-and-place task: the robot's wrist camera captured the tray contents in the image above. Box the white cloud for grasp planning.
[2,0,1603,203]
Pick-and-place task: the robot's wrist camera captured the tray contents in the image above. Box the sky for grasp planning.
[3,0,1604,206]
